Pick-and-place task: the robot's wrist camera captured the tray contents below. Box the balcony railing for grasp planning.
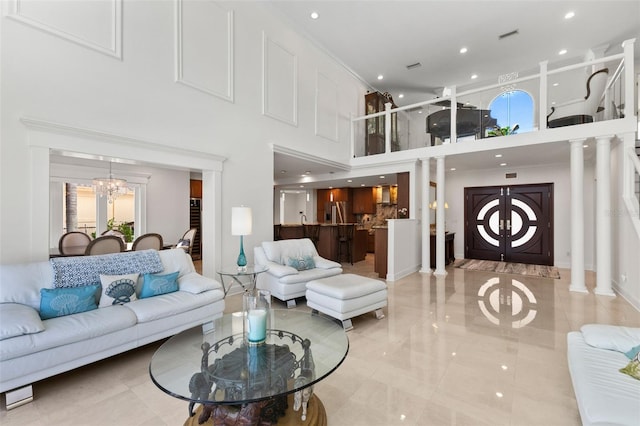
[351,38,635,158]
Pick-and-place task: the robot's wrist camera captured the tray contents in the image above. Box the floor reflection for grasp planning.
[464,273,556,346]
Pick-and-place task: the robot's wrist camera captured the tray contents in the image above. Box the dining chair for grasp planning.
[101,229,125,240]
[132,233,164,251]
[58,231,92,256]
[85,235,125,255]
[174,228,197,255]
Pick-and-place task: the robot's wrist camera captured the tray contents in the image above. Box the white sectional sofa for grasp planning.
[0,248,225,409]
[567,324,640,426]
[254,238,342,307]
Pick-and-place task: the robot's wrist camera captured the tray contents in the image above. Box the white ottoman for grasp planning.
[305,274,387,331]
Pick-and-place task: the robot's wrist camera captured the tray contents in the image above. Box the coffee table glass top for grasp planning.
[149,310,349,405]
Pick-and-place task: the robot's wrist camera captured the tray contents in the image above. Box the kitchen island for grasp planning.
[275,224,367,263]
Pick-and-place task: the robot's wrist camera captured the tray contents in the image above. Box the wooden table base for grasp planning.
[183,393,327,426]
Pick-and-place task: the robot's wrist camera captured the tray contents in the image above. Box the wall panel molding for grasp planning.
[175,0,234,102]
[315,71,339,142]
[5,0,122,59]
[262,32,298,126]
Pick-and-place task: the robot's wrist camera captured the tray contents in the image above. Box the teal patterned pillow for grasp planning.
[286,255,316,271]
[39,285,100,320]
[140,271,179,298]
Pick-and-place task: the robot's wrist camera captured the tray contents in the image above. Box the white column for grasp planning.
[420,158,431,273]
[569,139,588,293]
[434,156,447,276]
[539,61,548,129]
[449,87,457,143]
[384,102,392,153]
[595,136,615,296]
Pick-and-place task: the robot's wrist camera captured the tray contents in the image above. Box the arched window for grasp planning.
[488,90,534,134]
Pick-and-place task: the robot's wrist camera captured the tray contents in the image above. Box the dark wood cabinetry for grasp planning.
[190,180,202,199]
[374,227,388,278]
[396,172,409,217]
[352,187,375,214]
[430,233,455,268]
[365,92,399,155]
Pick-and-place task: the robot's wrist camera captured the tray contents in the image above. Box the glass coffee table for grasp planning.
[149,310,349,425]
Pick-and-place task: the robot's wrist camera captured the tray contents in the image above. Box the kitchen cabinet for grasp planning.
[190,179,202,199]
[352,187,375,214]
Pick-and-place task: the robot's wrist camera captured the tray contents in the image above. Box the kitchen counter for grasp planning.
[275,224,367,263]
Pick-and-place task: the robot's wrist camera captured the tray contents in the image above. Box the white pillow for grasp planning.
[0,303,45,340]
[581,324,640,353]
[178,272,219,294]
[99,274,139,308]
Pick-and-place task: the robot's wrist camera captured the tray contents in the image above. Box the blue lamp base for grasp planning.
[237,235,247,271]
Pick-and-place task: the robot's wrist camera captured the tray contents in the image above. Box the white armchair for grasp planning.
[547,68,609,128]
[254,238,342,307]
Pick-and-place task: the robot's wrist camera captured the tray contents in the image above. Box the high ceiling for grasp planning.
[270,0,639,188]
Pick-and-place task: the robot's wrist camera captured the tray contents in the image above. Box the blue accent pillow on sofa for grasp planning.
[140,271,179,298]
[286,255,316,271]
[39,285,100,320]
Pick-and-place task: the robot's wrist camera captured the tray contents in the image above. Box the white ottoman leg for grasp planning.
[341,319,353,331]
[374,308,385,320]
[6,385,33,410]
[286,299,297,308]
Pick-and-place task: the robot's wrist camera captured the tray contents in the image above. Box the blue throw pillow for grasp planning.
[287,255,316,271]
[39,285,100,320]
[139,271,179,298]
[625,345,640,360]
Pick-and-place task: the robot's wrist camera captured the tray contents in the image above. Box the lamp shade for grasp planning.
[231,207,252,236]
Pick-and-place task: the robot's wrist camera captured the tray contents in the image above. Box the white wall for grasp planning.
[0,1,366,269]
[444,159,596,270]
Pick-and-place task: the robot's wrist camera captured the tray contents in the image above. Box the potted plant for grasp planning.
[487,124,519,137]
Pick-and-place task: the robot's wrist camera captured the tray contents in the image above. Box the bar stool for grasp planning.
[304,224,320,248]
[337,224,354,264]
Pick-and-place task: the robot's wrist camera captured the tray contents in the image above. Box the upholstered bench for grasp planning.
[305,274,387,331]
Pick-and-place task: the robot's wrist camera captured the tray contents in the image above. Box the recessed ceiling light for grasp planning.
[500,163,507,166]
[471,74,478,79]
[496,392,504,398]
[280,170,286,174]
[379,175,385,179]
[565,11,575,20]
[450,167,456,171]
[495,154,503,158]
[459,47,468,54]
[299,185,304,188]
[398,94,404,99]
[551,101,556,105]
[361,184,365,187]
[558,49,567,55]
[347,179,352,183]
[553,82,559,87]
[377,74,384,80]
[328,186,333,189]
[583,144,588,148]
[305,171,311,174]
[418,110,422,114]
[310,11,319,19]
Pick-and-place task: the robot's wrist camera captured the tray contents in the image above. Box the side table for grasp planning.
[217,265,268,297]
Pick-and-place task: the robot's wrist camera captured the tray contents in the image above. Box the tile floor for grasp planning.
[1,255,639,425]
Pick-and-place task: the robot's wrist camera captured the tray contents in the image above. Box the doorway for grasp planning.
[464,183,554,265]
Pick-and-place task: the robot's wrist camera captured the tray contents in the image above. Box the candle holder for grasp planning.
[243,289,271,346]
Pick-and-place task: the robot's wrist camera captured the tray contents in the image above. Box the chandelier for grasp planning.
[93,162,128,204]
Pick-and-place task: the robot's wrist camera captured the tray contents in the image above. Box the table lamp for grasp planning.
[232,206,252,271]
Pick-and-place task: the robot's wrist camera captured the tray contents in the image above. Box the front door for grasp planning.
[464,183,553,265]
